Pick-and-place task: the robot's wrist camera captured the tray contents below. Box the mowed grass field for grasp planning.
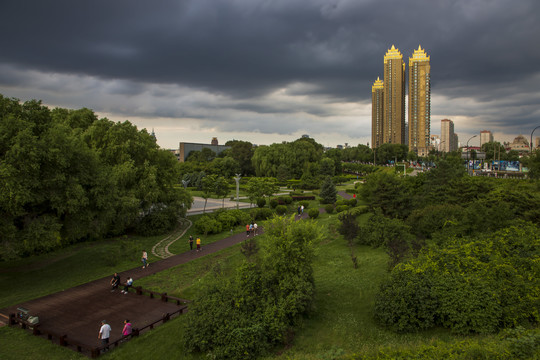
[1,209,484,360]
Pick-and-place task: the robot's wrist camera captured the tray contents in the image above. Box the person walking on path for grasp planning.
[98,320,111,351]
[110,273,120,292]
[246,224,250,237]
[141,250,149,268]
[196,237,201,252]
[189,235,194,251]
[122,319,132,337]
[254,222,258,236]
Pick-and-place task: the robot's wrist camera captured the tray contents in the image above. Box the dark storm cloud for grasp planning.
[0,0,539,142]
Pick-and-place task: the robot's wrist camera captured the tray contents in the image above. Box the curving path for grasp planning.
[151,218,192,259]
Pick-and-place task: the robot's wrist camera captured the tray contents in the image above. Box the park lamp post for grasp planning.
[530,125,540,154]
[181,179,190,189]
[234,174,241,209]
[467,135,478,173]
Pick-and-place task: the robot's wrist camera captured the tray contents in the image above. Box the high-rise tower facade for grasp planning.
[371,77,384,149]
[383,45,406,144]
[441,119,456,152]
[408,46,431,153]
[480,130,493,149]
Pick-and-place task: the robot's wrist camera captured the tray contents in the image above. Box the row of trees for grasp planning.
[0,96,191,259]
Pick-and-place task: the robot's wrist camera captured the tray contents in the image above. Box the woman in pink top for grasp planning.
[122,319,132,336]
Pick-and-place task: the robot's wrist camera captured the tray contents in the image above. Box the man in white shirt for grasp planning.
[98,320,112,350]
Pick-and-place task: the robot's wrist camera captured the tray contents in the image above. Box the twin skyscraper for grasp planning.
[372,45,431,155]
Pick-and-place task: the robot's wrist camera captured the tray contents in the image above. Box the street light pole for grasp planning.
[234,174,241,209]
[530,125,540,153]
[467,135,478,173]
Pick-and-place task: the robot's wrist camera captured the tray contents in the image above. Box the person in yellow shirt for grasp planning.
[196,237,201,252]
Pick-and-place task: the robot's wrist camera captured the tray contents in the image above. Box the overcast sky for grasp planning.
[1,0,539,149]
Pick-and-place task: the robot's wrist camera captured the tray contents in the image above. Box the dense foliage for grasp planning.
[349,158,540,335]
[0,96,191,259]
[183,216,319,359]
[375,223,540,334]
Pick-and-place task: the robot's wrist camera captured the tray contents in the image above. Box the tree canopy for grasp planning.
[0,95,191,259]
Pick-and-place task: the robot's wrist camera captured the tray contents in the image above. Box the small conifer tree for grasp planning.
[319,176,337,204]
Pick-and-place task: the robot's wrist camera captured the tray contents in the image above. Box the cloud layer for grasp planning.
[1,0,539,148]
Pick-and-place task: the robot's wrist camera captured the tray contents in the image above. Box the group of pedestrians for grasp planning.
[245,222,258,237]
[188,235,202,251]
[98,319,133,351]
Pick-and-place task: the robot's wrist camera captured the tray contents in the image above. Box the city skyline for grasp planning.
[0,0,539,149]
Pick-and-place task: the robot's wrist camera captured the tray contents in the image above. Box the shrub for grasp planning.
[375,266,439,333]
[292,195,316,201]
[193,216,223,235]
[278,196,293,205]
[335,199,346,207]
[269,198,279,209]
[299,200,310,209]
[308,208,319,219]
[257,198,267,208]
[336,205,349,213]
[348,198,358,207]
[249,208,273,221]
[324,204,335,214]
[374,223,540,335]
[347,206,368,217]
[275,205,287,215]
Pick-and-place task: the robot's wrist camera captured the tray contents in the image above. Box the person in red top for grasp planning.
[122,319,132,336]
[246,224,250,237]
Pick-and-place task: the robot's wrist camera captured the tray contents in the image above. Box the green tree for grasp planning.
[319,176,337,204]
[201,174,217,213]
[319,157,335,177]
[184,216,320,359]
[214,176,230,208]
[224,140,255,175]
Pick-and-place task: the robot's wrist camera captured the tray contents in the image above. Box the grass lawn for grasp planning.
[0,210,492,360]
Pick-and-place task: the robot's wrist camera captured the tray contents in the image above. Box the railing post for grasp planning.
[161,292,168,302]
[136,286,142,295]
[163,313,170,323]
[91,348,100,358]
[32,324,40,335]
[60,334,67,346]
[8,313,16,326]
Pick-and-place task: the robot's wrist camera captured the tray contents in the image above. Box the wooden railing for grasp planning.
[8,287,190,358]
[132,286,191,305]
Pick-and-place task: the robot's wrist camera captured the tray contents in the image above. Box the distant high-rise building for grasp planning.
[371,77,384,149]
[408,46,431,153]
[480,130,493,149]
[441,119,456,152]
[383,45,406,145]
[211,137,219,146]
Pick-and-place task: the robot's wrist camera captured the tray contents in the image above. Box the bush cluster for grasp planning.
[374,223,540,335]
[275,205,287,215]
[277,196,293,205]
[307,208,319,219]
[250,207,274,221]
[193,209,251,235]
[184,217,319,359]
